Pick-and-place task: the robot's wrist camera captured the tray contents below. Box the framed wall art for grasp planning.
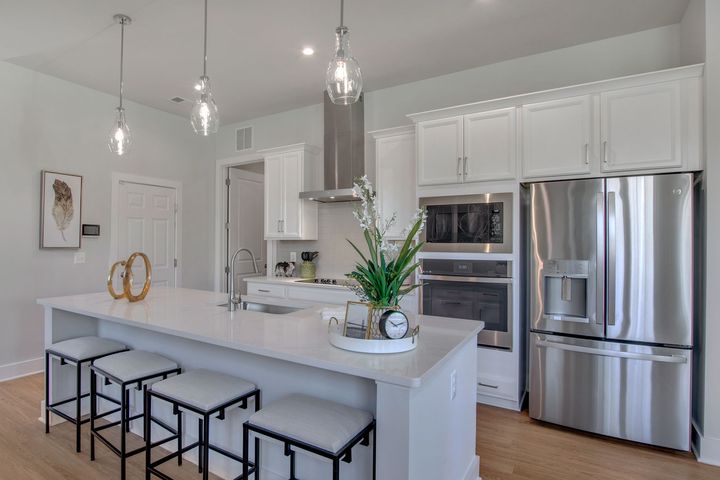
[40,170,83,249]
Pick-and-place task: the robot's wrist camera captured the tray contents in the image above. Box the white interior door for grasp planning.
[229,168,266,295]
[117,181,177,288]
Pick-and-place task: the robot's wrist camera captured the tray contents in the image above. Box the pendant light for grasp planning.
[191,0,219,135]
[325,0,363,105]
[108,14,132,156]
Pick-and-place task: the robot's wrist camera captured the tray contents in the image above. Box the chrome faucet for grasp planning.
[228,248,260,311]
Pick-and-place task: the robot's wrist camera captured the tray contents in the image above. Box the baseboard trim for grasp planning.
[0,357,43,383]
[692,424,720,467]
[477,393,521,411]
[462,454,480,480]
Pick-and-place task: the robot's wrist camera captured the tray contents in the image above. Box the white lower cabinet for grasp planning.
[476,347,521,410]
[246,279,419,315]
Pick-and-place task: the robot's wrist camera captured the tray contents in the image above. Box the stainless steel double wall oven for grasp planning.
[419,193,514,350]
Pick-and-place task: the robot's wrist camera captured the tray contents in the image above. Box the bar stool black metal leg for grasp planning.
[125,388,131,433]
[76,361,82,453]
[145,389,151,480]
[254,436,260,480]
[44,352,50,434]
[372,428,377,480]
[242,424,249,480]
[332,458,340,480]
[202,414,210,480]
[177,408,183,466]
[198,418,204,474]
[120,385,127,480]
[90,370,96,461]
[286,444,297,480]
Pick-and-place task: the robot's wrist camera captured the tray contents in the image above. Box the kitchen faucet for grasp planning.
[228,248,260,311]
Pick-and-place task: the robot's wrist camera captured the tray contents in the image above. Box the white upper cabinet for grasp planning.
[261,144,320,240]
[600,82,682,173]
[464,108,517,182]
[372,126,417,239]
[417,116,463,186]
[521,95,593,179]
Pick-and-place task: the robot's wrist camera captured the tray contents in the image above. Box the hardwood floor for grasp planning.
[2,374,719,479]
[476,405,720,480]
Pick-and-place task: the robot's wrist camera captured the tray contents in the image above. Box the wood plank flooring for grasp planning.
[1,374,719,479]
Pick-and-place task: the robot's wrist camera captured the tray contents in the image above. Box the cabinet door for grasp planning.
[521,95,593,178]
[463,108,517,182]
[264,154,284,238]
[281,151,303,238]
[600,82,682,172]
[376,132,416,239]
[417,116,463,186]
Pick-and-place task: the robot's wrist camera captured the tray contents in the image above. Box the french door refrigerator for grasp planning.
[528,173,696,451]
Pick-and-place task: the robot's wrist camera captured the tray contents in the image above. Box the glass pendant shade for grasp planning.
[108,107,131,156]
[326,27,362,105]
[191,76,220,136]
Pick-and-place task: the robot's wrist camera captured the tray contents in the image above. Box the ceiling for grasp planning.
[2,0,690,124]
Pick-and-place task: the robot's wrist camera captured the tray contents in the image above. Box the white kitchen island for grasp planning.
[38,287,481,480]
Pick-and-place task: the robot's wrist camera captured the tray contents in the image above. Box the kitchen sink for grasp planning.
[218,301,301,315]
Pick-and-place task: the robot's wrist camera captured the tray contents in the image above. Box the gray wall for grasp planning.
[0,60,215,376]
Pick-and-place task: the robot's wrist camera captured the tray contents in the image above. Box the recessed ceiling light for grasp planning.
[302,47,315,56]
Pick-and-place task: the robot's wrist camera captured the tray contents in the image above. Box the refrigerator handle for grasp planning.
[607,191,616,326]
[596,192,605,325]
[536,339,687,364]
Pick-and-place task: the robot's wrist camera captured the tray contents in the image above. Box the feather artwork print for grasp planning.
[52,179,74,241]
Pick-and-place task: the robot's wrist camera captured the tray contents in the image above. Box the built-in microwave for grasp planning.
[419,193,513,254]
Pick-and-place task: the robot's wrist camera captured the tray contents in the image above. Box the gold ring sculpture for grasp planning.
[107,252,152,302]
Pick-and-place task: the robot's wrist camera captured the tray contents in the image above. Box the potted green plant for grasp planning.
[345,176,427,338]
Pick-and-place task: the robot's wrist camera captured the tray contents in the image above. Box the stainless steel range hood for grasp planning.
[300,92,364,202]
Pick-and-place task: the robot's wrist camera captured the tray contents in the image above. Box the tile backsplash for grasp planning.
[276,202,365,278]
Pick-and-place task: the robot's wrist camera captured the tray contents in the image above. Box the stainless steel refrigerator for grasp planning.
[528,173,696,451]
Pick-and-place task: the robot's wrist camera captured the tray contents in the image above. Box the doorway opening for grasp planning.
[225,161,266,296]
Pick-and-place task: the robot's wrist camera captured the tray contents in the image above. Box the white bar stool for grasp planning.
[45,336,128,452]
[242,394,376,480]
[145,369,261,480]
[89,350,181,480]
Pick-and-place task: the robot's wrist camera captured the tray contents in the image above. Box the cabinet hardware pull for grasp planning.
[258,289,271,293]
[478,382,499,389]
[463,156,468,177]
[602,140,608,164]
[584,143,589,165]
[457,157,462,177]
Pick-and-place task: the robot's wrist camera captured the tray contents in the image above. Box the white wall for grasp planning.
[697,0,720,466]
[680,0,706,64]
[0,60,215,380]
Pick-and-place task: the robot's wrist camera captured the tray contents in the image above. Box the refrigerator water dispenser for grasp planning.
[542,260,589,321]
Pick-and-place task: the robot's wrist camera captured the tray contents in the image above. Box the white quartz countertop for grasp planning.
[38,287,481,388]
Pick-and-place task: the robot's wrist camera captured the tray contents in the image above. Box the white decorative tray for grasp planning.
[328,320,419,354]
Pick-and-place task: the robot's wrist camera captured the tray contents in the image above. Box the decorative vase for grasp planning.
[368,304,400,339]
[300,261,316,279]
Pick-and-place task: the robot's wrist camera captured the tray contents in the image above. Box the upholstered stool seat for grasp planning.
[93,350,179,383]
[243,394,376,480]
[47,336,127,362]
[44,336,128,453]
[152,369,256,411]
[145,369,261,480]
[90,350,180,480]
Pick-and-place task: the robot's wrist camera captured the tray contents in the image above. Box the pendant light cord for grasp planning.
[340,0,345,28]
[203,0,208,77]
[119,18,125,109]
